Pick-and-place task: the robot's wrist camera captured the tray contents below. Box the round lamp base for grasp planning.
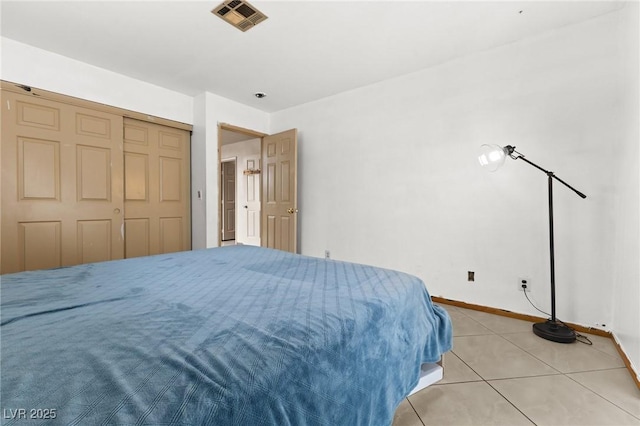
[532,321,576,343]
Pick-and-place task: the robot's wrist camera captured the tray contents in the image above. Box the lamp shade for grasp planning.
[478,144,507,172]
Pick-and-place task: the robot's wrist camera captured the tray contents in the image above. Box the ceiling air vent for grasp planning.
[212,0,268,32]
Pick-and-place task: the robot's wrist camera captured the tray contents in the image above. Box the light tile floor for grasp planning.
[393,304,640,426]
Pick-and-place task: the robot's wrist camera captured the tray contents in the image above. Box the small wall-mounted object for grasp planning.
[243,169,261,176]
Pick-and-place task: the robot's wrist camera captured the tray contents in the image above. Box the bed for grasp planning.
[1,245,452,425]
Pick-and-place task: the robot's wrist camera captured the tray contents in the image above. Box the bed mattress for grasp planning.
[1,245,451,425]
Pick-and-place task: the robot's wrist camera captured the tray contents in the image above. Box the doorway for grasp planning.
[218,124,266,247]
[217,123,298,252]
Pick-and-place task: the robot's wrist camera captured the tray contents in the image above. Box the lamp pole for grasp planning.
[509,148,586,343]
[548,173,557,325]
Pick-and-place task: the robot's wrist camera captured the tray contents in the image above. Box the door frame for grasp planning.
[217,123,267,247]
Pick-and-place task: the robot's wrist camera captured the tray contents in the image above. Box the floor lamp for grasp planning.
[478,145,586,343]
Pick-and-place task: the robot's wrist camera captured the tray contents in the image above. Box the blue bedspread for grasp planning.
[1,246,451,425]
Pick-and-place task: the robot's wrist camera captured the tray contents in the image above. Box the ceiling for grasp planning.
[0,1,625,113]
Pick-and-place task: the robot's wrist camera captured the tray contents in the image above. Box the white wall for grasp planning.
[0,38,193,124]
[191,93,211,250]
[610,3,640,380]
[271,7,639,370]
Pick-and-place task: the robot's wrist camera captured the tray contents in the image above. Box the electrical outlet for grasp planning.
[518,277,531,292]
[325,250,330,259]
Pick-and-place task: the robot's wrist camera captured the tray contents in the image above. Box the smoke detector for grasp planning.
[212,0,268,32]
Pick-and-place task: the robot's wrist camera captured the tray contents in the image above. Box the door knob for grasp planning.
[287,208,298,214]
[113,208,121,214]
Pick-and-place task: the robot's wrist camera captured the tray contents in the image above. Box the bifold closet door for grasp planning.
[1,90,124,274]
[123,118,191,258]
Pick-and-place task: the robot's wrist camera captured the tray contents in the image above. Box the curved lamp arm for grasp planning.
[478,144,586,199]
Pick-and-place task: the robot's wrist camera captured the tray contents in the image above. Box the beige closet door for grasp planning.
[1,90,124,274]
[261,129,298,253]
[123,118,191,257]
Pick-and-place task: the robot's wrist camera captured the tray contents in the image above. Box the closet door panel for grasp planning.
[1,90,124,273]
[123,118,190,257]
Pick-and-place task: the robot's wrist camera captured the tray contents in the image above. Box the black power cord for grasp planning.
[521,285,592,345]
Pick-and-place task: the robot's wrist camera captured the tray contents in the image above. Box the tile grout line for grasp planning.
[493,332,564,375]
[440,349,539,425]
[564,373,640,421]
[496,330,626,379]
[484,327,637,421]
[484,379,538,425]
[451,338,541,425]
[445,350,484,381]
[453,332,565,380]
[499,329,625,363]
[405,398,426,426]
[475,323,625,380]
[435,299,639,390]
[433,305,639,425]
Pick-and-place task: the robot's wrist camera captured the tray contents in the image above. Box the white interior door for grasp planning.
[241,154,261,246]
